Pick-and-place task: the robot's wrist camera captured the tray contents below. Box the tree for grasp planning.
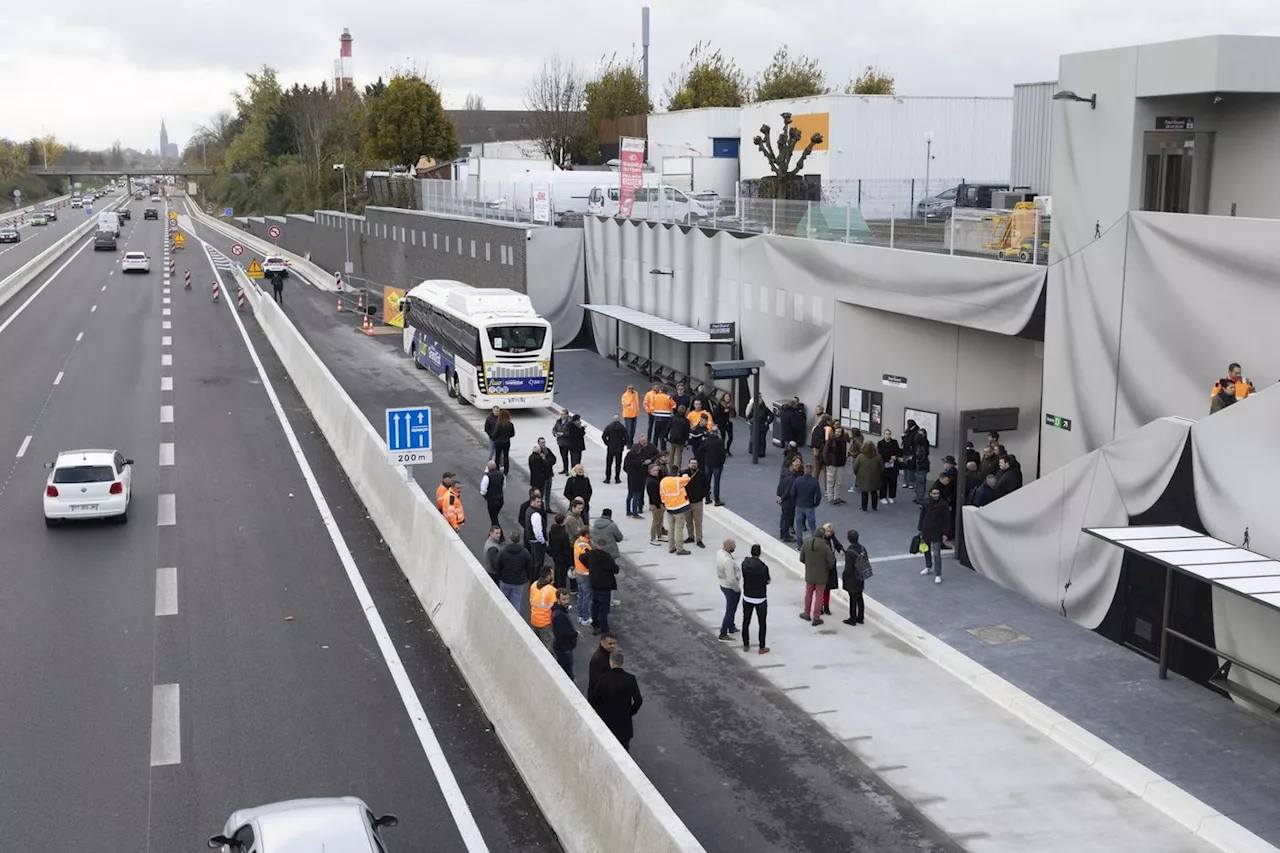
[844,64,895,95]
[223,66,284,172]
[463,92,485,110]
[363,74,458,169]
[754,45,827,102]
[665,42,747,111]
[752,111,823,199]
[364,77,387,100]
[523,55,587,168]
[583,53,651,162]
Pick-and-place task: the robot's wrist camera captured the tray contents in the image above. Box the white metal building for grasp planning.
[1010,82,1055,194]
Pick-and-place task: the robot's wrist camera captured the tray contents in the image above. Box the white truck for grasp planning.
[586,180,716,223]
[98,212,120,237]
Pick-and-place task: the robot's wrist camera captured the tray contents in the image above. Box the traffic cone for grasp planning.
[336,294,343,313]
[361,313,375,334]
[357,292,364,311]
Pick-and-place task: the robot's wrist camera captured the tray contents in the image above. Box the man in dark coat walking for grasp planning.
[588,651,644,751]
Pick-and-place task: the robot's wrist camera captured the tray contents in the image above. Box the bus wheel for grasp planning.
[446,370,458,398]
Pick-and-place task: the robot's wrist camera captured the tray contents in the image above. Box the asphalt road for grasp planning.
[0,200,556,850]
[0,199,87,279]
[196,217,963,853]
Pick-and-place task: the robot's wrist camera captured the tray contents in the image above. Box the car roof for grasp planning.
[232,798,376,851]
[124,251,147,257]
[55,450,118,466]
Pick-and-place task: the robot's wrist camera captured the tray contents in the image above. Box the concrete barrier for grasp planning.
[229,268,704,853]
[0,194,73,224]
[187,201,337,291]
[0,198,121,310]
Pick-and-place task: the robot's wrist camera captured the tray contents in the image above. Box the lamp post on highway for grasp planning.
[333,163,350,274]
[923,131,934,199]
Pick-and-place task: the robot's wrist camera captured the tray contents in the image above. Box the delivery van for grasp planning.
[586,183,714,223]
[98,212,120,237]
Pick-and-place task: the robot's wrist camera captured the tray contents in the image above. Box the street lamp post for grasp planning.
[333,163,350,274]
[923,131,934,199]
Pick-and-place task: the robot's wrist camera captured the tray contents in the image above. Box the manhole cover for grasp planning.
[967,624,1030,646]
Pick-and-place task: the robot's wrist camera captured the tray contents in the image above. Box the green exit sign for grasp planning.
[1045,413,1073,431]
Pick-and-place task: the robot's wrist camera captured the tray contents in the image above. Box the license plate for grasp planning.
[71,504,99,511]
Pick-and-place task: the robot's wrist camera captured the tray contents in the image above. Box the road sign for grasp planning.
[385,406,433,466]
[267,225,282,239]
[168,210,178,220]
[245,258,264,279]
[223,207,234,217]
[172,232,186,249]
[230,243,244,256]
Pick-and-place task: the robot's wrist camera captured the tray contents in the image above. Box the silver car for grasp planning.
[208,797,399,851]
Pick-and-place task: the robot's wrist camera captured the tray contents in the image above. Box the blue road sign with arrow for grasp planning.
[385,405,433,465]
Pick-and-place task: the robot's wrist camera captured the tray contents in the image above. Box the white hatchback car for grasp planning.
[208,797,398,851]
[262,255,290,277]
[121,251,151,273]
[43,449,134,526]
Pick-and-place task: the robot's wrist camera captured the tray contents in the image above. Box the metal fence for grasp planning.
[418,178,1052,265]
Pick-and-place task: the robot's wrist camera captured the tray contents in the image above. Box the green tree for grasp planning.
[583,53,651,163]
[752,111,823,200]
[844,64,895,95]
[362,74,458,169]
[665,42,747,110]
[223,66,284,172]
[754,45,827,102]
[364,77,387,100]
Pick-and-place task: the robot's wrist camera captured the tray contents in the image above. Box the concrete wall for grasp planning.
[832,302,1043,476]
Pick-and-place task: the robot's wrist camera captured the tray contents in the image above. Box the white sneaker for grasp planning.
[934,576,942,584]
[847,486,856,493]
[920,566,931,575]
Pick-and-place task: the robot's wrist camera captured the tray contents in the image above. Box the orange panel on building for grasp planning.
[789,113,830,150]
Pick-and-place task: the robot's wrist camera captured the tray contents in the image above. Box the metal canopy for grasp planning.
[1084,524,1280,705]
[580,304,723,345]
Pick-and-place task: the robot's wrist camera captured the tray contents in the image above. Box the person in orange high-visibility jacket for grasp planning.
[572,529,594,625]
[660,472,692,556]
[621,385,640,445]
[528,565,557,647]
[438,482,465,531]
[650,387,676,451]
[435,471,456,512]
[643,382,662,444]
[686,402,712,431]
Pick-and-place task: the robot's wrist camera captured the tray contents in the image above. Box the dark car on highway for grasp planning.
[94,231,118,251]
[119,208,131,220]
[143,208,159,220]
[0,227,19,244]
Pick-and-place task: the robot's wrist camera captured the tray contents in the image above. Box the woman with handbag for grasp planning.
[842,530,872,626]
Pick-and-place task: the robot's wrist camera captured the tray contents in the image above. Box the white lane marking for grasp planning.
[157,493,176,526]
[203,244,489,852]
[162,336,172,346]
[162,297,170,304]
[161,376,173,391]
[108,271,113,276]
[75,332,83,342]
[53,371,63,386]
[162,321,171,329]
[155,567,178,616]
[16,435,32,458]
[91,305,97,313]
[159,442,175,466]
[160,405,174,423]
[0,235,95,338]
[162,308,170,316]
[101,285,106,291]
[161,354,172,366]
[150,684,181,766]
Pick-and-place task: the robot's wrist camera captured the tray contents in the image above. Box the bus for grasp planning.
[400,279,554,409]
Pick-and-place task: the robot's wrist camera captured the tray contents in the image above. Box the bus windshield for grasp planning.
[487,325,546,353]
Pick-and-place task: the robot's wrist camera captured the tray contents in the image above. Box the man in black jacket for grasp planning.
[645,464,666,545]
[623,438,656,518]
[496,531,536,610]
[682,459,709,548]
[480,460,505,527]
[588,633,618,695]
[776,457,803,541]
[701,425,727,506]
[523,494,548,571]
[551,589,579,678]
[790,463,823,553]
[748,392,775,458]
[583,542,620,634]
[602,414,629,484]
[916,487,950,583]
[528,439,557,505]
[588,651,643,752]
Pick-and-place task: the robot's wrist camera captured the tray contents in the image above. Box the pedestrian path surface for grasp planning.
[543,347,1280,852]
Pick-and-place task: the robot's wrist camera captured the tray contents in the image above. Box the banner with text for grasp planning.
[618,136,646,219]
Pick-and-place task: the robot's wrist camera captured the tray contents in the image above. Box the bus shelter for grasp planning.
[581,304,736,386]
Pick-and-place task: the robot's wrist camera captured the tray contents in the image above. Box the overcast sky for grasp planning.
[5,0,1280,153]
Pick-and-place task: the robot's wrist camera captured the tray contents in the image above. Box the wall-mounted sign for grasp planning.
[905,407,939,447]
[882,373,908,389]
[1156,116,1195,131]
[1045,413,1073,431]
[840,386,883,435]
[708,321,736,342]
[532,185,551,224]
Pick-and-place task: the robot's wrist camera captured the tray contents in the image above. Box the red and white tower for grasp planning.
[334,28,354,91]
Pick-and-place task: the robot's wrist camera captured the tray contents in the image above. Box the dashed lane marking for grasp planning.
[53,372,63,386]
[155,568,177,616]
[159,443,174,466]
[157,494,175,526]
[75,332,83,342]
[161,354,172,366]
[162,336,171,346]
[15,435,31,458]
[161,377,172,391]
[149,684,181,766]
[160,406,173,423]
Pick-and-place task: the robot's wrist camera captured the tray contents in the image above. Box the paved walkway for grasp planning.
[546,347,1280,851]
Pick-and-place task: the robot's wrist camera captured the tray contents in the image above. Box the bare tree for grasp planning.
[523,55,587,168]
[463,92,485,111]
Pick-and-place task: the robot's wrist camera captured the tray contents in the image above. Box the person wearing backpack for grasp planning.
[842,529,872,626]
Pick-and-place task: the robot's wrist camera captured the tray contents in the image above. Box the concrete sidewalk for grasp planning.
[540,349,1280,853]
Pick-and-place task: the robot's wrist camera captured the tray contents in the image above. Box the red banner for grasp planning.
[618,137,646,219]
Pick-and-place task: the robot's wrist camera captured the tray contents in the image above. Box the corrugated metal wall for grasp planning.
[1011,81,1055,193]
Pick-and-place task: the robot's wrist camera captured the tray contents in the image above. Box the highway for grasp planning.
[0,199,557,849]
[191,213,962,853]
[0,199,86,279]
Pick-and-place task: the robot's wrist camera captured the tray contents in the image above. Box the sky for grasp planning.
[4,0,1280,153]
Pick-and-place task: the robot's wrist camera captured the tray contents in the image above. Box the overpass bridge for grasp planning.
[28,165,213,178]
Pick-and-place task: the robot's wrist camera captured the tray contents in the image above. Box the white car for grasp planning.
[43,449,134,526]
[262,255,290,277]
[150,194,162,202]
[70,197,83,209]
[121,251,151,273]
[207,797,398,851]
